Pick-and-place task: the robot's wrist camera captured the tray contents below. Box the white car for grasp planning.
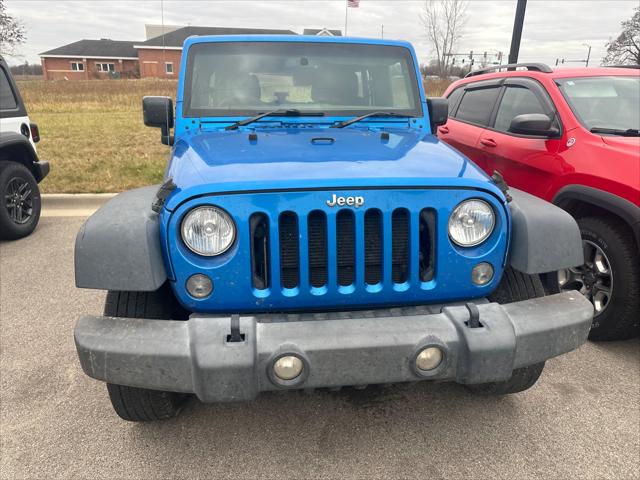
[0,55,49,240]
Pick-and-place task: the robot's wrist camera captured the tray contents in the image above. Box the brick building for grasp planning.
[134,26,297,79]
[39,39,139,80]
[39,26,340,80]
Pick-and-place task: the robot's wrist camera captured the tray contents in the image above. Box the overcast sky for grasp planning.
[4,0,638,68]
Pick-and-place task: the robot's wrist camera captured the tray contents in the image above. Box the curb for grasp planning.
[41,193,116,217]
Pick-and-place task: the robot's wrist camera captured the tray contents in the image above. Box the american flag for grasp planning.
[348,0,360,7]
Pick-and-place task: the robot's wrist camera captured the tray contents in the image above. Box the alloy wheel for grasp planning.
[557,240,613,316]
[4,177,34,225]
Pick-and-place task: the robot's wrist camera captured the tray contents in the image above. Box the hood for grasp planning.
[164,128,502,210]
[600,135,640,152]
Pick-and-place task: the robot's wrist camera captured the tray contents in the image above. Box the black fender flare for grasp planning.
[508,188,584,274]
[75,185,168,291]
[553,185,640,249]
[0,132,49,182]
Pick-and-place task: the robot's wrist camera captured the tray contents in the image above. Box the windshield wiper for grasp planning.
[589,127,640,137]
[331,111,412,129]
[225,109,324,131]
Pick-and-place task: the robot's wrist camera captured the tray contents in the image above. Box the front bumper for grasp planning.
[75,292,593,402]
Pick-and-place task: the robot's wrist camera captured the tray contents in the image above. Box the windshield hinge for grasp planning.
[151,178,177,213]
[491,170,512,203]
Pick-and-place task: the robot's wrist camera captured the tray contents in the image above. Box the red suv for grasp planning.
[439,64,639,341]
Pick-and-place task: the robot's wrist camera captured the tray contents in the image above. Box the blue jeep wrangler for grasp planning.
[74,36,593,421]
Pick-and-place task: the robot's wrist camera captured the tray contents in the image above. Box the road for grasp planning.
[1,216,639,479]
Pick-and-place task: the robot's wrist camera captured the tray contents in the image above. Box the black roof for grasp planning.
[139,26,298,47]
[40,39,138,58]
[303,28,342,36]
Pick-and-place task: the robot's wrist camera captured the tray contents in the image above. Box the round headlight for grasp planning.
[181,206,236,256]
[448,199,495,247]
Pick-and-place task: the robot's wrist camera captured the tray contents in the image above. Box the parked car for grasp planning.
[73,37,593,422]
[439,64,640,341]
[0,55,49,240]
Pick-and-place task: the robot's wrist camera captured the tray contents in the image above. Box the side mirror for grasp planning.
[427,97,448,133]
[143,96,174,145]
[509,113,559,137]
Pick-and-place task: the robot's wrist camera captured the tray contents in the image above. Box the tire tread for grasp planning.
[468,267,547,395]
[580,216,640,341]
[104,286,188,421]
[0,161,41,241]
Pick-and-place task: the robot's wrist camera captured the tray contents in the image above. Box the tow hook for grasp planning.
[227,314,245,343]
[465,303,482,328]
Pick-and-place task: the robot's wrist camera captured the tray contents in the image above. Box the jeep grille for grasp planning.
[249,207,435,293]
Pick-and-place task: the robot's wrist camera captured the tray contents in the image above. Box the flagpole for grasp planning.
[344,0,348,36]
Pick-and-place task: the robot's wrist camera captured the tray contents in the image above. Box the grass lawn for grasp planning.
[18,79,177,193]
[18,78,451,193]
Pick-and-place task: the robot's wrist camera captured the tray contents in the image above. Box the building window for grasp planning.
[96,63,115,73]
[165,62,174,75]
[71,62,84,72]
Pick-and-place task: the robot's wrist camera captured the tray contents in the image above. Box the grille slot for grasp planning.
[419,208,436,282]
[250,213,270,290]
[392,209,410,283]
[249,202,437,294]
[336,210,356,286]
[308,210,328,287]
[279,212,299,289]
[364,209,383,284]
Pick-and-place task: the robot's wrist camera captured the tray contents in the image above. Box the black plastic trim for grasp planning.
[553,185,640,248]
[0,132,49,182]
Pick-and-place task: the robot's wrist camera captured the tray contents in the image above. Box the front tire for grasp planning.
[104,284,190,422]
[466,267,546,395]
[0,161,41,240]
[548,216,639,341]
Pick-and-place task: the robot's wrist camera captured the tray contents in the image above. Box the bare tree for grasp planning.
[603,6,640,66]
[422,0,468,78]
[0,0,26,57]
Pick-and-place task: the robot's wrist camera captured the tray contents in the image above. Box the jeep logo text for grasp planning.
[326,194,365,208]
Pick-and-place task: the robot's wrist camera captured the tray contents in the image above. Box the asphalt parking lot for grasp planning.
[1,214,639,479]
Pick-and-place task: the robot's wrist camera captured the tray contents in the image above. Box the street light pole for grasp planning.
[508,0,527,64]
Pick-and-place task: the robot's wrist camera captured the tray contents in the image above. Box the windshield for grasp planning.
[556,76,640,132]
[183,41,422,118]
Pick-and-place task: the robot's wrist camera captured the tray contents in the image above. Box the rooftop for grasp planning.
[40,39,138,58]
[303,28,342,36]
[137,26,297,48]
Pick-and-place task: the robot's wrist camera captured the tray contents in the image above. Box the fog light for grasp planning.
[186,274,213,298]
[273,355,303,380]
[415,347,443,371]
[472,262,494,285]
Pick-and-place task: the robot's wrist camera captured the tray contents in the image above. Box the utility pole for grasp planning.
[508,0,527,64]
[381,24,384,39]
[583,43,592,67]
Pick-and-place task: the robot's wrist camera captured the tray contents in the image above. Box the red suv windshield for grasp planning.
[556,76,640,133]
